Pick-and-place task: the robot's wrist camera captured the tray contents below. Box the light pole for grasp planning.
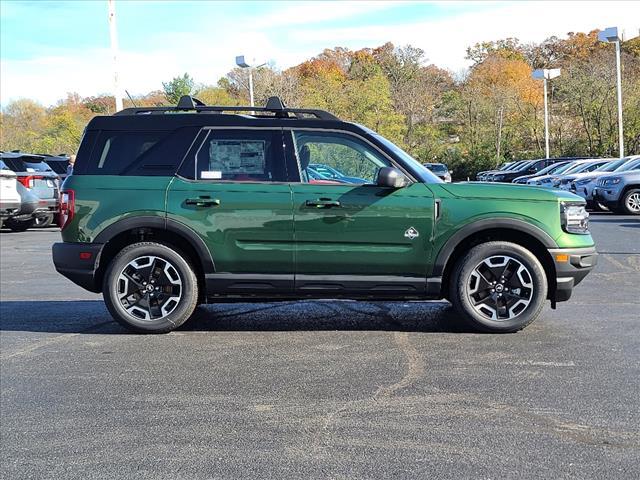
[235,55,266,107]
[598,27,639,159]
[532,68,561,159]
[107,0,123,112]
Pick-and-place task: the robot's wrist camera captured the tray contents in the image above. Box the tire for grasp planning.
[449,241,548,333]
[6,218,34,232]
[621,188,640,215]
[103,242,199,333]
[34,213,54,228]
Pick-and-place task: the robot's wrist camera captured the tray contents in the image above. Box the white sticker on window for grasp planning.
[201,170,222,179]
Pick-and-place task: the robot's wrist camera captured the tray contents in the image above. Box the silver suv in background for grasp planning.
[571,156,640,210]
[592,167,640,215]
[0,152,60,228]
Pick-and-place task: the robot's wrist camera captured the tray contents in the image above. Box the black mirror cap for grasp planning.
[376,167,409,188]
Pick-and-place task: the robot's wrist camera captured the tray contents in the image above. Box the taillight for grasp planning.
[18,176,34,188]
[59,189,75,230]
[17,175,44,189]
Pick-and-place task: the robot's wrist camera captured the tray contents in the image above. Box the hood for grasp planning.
[440,181,581,202]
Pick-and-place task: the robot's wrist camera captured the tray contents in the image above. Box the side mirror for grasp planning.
[376,167,409,188]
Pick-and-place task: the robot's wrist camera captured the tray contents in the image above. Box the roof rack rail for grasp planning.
[114,95,339,121]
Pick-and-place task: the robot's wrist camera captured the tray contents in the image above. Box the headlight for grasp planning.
[552,178,561,187]
[603,177,622,185]
[576,177,594,185]
[561,202,589,234]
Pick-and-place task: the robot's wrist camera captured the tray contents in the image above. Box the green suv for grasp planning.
[52,96,597,334]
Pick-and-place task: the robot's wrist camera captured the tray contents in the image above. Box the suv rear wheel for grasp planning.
[103,242,199,333]
[449,241,547,333]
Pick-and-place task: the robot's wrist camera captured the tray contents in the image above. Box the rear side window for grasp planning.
[1,158,26,172]
[46,161,69,174]
[77,128,199,176]
[89,131,163,175]
[180,129,286,182]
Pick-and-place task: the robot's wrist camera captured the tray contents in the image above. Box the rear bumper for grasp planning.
[548,246,598,303]
[52,242,104,292]
[0,200,21,218]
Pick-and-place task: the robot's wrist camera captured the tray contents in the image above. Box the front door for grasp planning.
[287,129,434,296]
[167,128,295,294]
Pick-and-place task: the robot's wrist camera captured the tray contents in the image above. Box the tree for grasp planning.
[162,73,195,104]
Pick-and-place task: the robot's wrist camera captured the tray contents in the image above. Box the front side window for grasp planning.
[194,129,286,182]
[292,130,390,185]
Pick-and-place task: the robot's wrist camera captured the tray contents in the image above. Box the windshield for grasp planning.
[595,158,626,172]
[531,162,566,177]
[514,160,535,171]
[569,161,604,174]
[372,133,442,183]
[617,158,640,172]
[23,161,53,172]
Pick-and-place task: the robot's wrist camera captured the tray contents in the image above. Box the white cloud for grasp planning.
[1,1,637,107]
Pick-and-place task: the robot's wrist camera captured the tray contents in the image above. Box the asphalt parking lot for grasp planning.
[1,214,639,479]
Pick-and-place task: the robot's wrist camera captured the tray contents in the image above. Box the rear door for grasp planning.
[167,127,296,294]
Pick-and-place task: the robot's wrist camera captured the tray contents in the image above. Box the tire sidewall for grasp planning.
[103,242,198,333]
[622,189,640,215]
[451,242,548,333]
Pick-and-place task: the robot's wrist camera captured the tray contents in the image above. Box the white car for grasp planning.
[0,160,21,229]
[527,159,606,188]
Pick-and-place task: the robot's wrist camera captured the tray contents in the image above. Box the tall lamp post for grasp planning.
[107,0,123,112]
[598,26,639,159]
[532,68,561,159]
[235,55,266,107]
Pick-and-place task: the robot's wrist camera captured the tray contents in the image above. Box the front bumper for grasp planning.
[52,242,104,292]
[592,186,622,209]
[548,246,598,303]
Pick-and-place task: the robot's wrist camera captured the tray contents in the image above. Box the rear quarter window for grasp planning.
[77,127,199,176]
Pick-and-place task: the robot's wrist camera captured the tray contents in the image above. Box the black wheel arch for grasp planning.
[433,218,558,300]
[93,216,215,297]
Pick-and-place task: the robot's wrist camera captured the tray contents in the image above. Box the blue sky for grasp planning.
[1,1,637,106]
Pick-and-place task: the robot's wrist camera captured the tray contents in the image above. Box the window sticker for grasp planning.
[208,140,266,174]
[201,170,222,179]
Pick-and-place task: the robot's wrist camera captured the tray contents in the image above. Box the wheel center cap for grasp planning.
[495,284,504,293]
[145,284,154,292]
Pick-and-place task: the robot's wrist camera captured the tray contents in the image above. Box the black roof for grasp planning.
[88,96,348,132]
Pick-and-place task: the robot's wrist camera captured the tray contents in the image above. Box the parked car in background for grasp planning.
[0,160,21,229]
[557,159,615,190]
[308,163,367,184]
[423,162,451,182]
[513,161,572,184]
[0,152,60,227]
[492,157,589,183]
[477,160,527,181]
[38,154,70,181]
[486,160,538,182]
[527,159,606,187]
[572,156,640,209]
[593,168,640,215]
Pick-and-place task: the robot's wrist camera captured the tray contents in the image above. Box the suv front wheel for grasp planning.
[103,242,199,333]
[449,241,548,333]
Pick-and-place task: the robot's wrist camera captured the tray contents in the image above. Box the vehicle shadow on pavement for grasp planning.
[0,300,474,334]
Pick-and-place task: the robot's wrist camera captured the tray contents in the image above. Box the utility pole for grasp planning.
[108,0,123,112]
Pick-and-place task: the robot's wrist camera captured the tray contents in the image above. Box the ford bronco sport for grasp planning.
[52,96,597,333]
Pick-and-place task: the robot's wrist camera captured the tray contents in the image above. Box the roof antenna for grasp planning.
[125,89,137,108]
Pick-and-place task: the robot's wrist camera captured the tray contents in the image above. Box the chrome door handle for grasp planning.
[185,197,220,207]
[305,199,341,208]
